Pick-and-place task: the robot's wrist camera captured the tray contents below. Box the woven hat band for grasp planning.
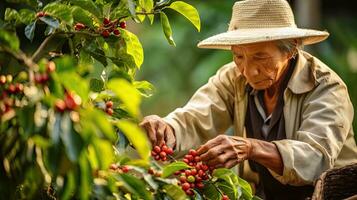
[229,0,296,31]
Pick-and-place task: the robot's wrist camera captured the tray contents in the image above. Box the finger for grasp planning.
[164,126,176,149]
[197,135,225,155]
[142,122,157,146]
[224,158,239,169]
[155,122,166,146]
[200,145,225,163]
[207,151,235,167]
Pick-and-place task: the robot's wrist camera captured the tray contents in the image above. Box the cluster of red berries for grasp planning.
[109,163,130,173]
[100,18,126,38]
[173,150,214,196]
[34,61,56,84]
[104,100,114,115]
[74,17,126,38]
[0,75,24,94]
[0,75,25,115]
[151,144,174,162]
[55,92,82,112]
[36,11,48,18]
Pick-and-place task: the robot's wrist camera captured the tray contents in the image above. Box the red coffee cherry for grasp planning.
[64,92,81,110]
[222,194,229,200]
[106,101,113,108]
[101,30,110,38]
[106,108,113,116]
[119,21,126,29]
[103,17,110,25]
[36,11,45,18]
[55,99,66,113]
[74,23,86,31]
[121,165,129,173]
[153,146,161,153]
[113,29,120,36]
[46,61,56,73]
[148,167,155,175]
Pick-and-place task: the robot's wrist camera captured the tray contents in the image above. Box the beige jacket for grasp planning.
[164,50,357,186]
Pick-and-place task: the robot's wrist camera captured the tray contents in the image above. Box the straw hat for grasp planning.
[197,0,329,50]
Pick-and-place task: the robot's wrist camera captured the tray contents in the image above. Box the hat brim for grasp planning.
[197,27,329,50]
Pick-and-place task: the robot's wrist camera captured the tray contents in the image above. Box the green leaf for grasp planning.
[89,48,108,67]
[238,176,253,200]
[44,25,56,35]
[116,173,152,200]
[107,79,141,117]
[89,78,104,92]
[18,9,36,24]
[252,196,263,200]
[92,138,115,169]
[168,1,200,32]
[116,120,150,162]
[216,180,237,200]
[43,3,73,24]
[121,29,144,68]
[16,106,35,138]
[213,168,239,186]
[134,80,155,98]
[79,153,92,200]
[4,8,21,25]
[70,0,102,19]
[160,12,175,46]
[193,190,203,200]
[25,21,36,42]
[54,56,76,73]
[116,130,130,152]
[39,16,60,29]
[201,182,221,200]
[161,161,191,178]
[81,108,116,142]
[0,29,20,51]
[60,112,83,162]
[127,0,137,18]
[136,0,154,22]
[163,184,188,200]
[71,6,93,28]
[60,171,76,200]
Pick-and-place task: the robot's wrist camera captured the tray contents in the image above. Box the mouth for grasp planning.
[253,80,268,84]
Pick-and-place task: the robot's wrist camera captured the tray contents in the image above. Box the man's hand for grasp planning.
[196,135,284,175]
[139,115,176,148]
[196,135,253,169]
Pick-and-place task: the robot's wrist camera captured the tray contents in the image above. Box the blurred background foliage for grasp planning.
[135,0,357,140]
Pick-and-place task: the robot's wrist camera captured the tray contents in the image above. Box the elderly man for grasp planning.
[140,0,357,199]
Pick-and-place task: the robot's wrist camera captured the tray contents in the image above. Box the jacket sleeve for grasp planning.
[163,62,238,154]
[270,76,354,186]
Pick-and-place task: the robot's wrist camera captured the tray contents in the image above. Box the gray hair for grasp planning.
[275,39,303,58]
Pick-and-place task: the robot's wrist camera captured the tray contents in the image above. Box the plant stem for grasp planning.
[0,46,37,69]
[167,154,177,162]
[31,33,56,62]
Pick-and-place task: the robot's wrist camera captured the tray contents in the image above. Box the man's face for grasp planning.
[232,41,290,90]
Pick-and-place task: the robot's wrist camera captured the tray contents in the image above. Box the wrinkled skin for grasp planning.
[139,115,176,148]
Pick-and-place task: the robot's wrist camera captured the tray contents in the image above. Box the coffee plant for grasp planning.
[0,0,259,199]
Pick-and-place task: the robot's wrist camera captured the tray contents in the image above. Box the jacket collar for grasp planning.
[287,50,318,94]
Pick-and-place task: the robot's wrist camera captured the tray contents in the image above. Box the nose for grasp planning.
[243,61,259,77]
